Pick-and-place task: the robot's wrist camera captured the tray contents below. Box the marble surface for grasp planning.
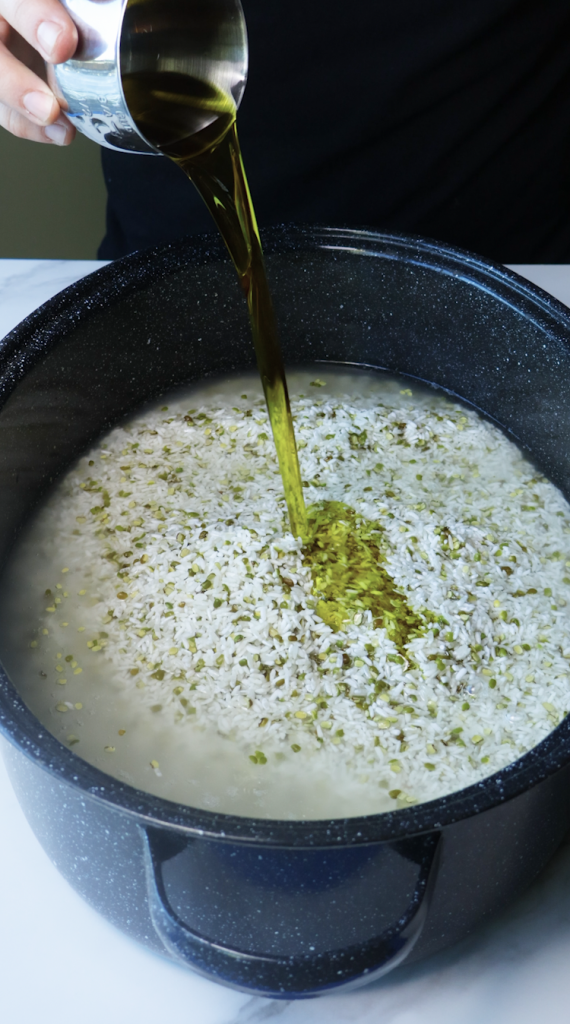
[1,258,570,1024]
[0,258,109,339]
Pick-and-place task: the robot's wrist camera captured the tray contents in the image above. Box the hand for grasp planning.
[0,0,77,145]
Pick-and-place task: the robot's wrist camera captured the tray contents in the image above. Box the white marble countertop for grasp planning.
[1,258,570,1024]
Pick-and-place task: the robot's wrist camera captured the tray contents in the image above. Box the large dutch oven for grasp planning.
[0,226,569,999]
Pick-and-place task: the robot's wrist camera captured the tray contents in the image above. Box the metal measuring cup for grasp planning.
[46,0,248,155]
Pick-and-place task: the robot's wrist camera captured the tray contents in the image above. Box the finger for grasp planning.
[0,0,77,64]
[0,100,74,143]
[3,20,47,79]
[0,39,59,123]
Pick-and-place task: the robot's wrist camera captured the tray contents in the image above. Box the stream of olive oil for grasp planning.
[121,71,421,638]
[122,71,307,538]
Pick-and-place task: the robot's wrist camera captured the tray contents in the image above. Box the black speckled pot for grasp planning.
[1,227,570,999]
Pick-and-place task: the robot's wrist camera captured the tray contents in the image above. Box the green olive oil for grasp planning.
[303,500,429,648]
[121,72,425,646]
[122,71,307,538]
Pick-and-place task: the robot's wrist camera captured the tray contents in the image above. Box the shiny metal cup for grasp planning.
[47,0,248,156]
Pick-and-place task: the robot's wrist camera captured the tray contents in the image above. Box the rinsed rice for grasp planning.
[3,369,570,817]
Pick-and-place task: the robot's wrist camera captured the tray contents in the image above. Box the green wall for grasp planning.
[0,130,107,259]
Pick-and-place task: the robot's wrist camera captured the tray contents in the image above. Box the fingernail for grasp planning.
[44,121,68,146]
[23,90,55,122]
[37,20,62,59]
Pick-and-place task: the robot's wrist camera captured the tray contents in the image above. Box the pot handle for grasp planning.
[140,824,441,997]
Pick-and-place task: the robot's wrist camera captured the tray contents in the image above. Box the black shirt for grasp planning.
[99,0,570,262]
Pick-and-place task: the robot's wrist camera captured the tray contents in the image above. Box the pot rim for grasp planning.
[1,224,570,848]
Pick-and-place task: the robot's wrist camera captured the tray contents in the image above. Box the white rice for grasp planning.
[3,369,570,818]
